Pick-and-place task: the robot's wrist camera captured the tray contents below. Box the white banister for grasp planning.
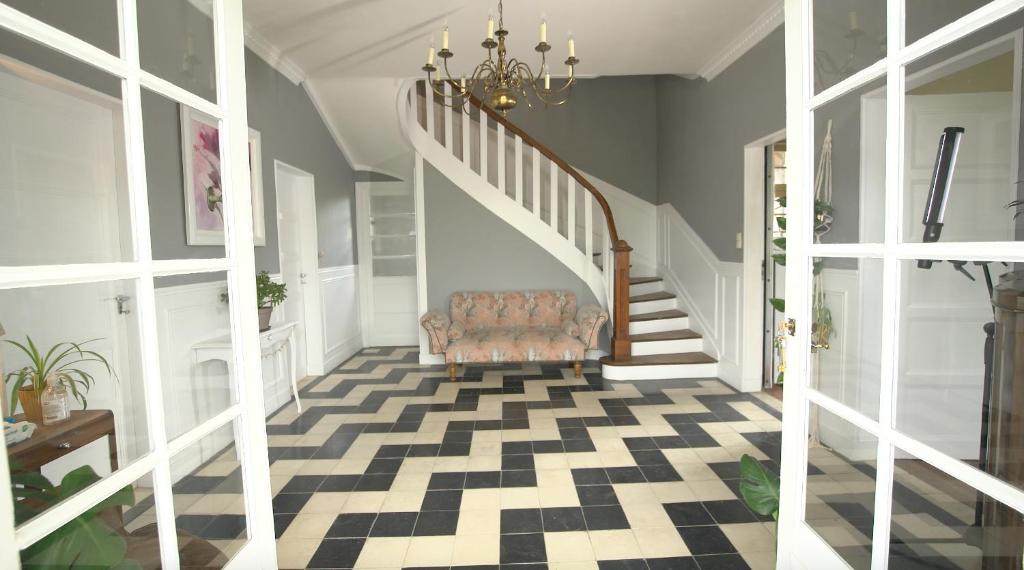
[497,123,506,193]
[479,107,488,181]
[514,136,523,205]
[567,178,576,248]
[443,82,453,152]
[532,147,541,218]
[549,161,558,232]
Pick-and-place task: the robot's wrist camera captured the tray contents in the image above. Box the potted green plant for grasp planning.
[256,270,287,332]
[3,337,116,424]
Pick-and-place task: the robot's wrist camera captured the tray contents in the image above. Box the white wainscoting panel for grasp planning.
[656,205,744,389]
[320,265,363,371]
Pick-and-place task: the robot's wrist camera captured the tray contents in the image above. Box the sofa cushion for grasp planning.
[450,291,577,330]
[446,327,585,364]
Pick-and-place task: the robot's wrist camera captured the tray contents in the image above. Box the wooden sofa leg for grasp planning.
[448,362,457,381]
[574,361,583,378]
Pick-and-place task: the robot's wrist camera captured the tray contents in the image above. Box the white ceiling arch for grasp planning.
[240,0,783,168]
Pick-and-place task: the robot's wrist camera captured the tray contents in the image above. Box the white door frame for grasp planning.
[274,159,325,376]
[355,180,375,347]
[778,1,1024,569]
[742,128,787,393]
[0,2,276,568]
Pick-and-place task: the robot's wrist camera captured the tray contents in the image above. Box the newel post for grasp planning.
[610,240,632,361]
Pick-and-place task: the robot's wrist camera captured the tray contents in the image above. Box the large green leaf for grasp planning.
[772,237,786,250]
[20,514,128,569]
[739,454,780,520]
[768,298,785,313]
[771,253,786,267]
[776,216,787,230]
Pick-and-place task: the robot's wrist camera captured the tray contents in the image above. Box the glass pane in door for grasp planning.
[808,258,884,418]
[137,0,217,102]
[901,11,1023,243]
[805,404,878,569]
[2,0,120,56]
[906,0,995,46]
[890,451,1024,568]
[0,28,134,265]
[895,259,1024,492]
[154,272,235,441]
[2,279,149,525]
[812,77,886,244]
[813,0,886,93]
[370,185,416,278]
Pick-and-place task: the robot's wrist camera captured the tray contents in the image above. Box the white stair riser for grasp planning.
[631,338,703,356]
[629,317,689,335]
[629,298,677,315]
[602,362,718,380]
[629,281,664,296]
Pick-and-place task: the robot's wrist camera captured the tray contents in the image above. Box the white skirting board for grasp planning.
[156,266,361,481]
[656,205,746,390]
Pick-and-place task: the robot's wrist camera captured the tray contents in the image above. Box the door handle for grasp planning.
[114,295,131,315]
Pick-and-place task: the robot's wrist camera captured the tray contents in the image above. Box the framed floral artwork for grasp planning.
[180,107,265,246]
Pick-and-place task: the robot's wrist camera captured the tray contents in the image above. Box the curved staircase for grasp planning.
[398,80,719,380]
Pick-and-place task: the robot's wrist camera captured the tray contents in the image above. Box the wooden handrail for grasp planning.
[436,81,633,361]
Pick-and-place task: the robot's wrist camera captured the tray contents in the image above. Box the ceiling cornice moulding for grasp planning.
[697,1,783,81]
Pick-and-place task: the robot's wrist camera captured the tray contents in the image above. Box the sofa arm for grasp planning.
[420,310,452,354]
[561,318,581,338]
[575,305,609,349]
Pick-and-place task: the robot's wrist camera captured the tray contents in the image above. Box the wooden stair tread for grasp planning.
[630,329,702,342]
[629,276,663,285]
[630,309,688,322]
[629,291,675,303]
[600,352,718,366]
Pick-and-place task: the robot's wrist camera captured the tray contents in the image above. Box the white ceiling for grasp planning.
[241,0,782,168]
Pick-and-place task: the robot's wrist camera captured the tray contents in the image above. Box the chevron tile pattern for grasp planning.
[120,347,991,569]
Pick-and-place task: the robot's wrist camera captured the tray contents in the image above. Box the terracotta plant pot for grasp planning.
[258,306,273,332]
[18,387,42,423]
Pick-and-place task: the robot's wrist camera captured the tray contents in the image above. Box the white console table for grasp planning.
[191,321,302,414]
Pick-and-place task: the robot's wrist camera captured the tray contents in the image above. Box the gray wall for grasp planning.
[1,0,356,284]
[655,27,787,263]
[505,76,659,202]
[424,162,601,314]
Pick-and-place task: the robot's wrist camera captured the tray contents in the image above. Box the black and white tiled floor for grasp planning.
[125,347,999,569]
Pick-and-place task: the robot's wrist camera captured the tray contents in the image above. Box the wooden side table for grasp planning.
[7,410,118,473]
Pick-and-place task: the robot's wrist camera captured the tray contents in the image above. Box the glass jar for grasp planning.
[40,378,70,425]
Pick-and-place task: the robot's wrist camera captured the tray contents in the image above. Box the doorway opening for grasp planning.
[762,140,787,399]
[275,160,325,379]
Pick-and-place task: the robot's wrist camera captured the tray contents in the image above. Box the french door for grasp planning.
[0,1,276,568]
[780,0,1024,568]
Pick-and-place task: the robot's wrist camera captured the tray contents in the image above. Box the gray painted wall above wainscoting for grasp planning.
[0,0,356,287]
[423,162,602,318]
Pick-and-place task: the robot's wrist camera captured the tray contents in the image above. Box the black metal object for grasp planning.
[919,126,965,268]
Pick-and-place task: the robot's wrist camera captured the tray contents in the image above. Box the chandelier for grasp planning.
[421,0,579,114]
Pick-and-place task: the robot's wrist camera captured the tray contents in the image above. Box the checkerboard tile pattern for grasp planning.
[122,347,993,569]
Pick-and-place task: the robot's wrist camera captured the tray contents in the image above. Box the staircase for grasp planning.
[398,80,719,380]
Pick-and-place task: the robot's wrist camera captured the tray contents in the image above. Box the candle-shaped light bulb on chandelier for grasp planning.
[419,0,579,114]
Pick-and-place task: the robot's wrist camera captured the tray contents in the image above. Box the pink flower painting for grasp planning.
[191,120,224,232]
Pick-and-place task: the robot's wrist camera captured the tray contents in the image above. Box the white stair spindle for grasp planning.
[479,107,488,181]
[514,136,523,205]
[584,192,594,263]
[461,97,470,164]
[532,147,541,217]
[550,161,558,231]
[443,82,453,152]
[498,123,506,193]
[567,177,576,248]
[426,82,435,139]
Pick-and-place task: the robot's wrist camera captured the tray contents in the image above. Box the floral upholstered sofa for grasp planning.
[420,290,609,380]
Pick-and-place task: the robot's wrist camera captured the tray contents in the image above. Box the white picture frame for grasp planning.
[180,106,266,246]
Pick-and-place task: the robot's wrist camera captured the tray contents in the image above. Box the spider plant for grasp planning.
[4,336,117,416]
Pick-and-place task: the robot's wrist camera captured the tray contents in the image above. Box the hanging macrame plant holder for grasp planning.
[811,120,835,352]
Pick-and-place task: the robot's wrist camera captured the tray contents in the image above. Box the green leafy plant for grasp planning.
[739,454,780,521]
[4,337,116,416]
[256,270,287,309]
[11,461,139,569]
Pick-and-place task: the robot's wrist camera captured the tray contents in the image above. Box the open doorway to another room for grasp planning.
[762,140,787,400]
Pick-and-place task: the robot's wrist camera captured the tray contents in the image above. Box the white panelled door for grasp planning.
[779,1,1024,569]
